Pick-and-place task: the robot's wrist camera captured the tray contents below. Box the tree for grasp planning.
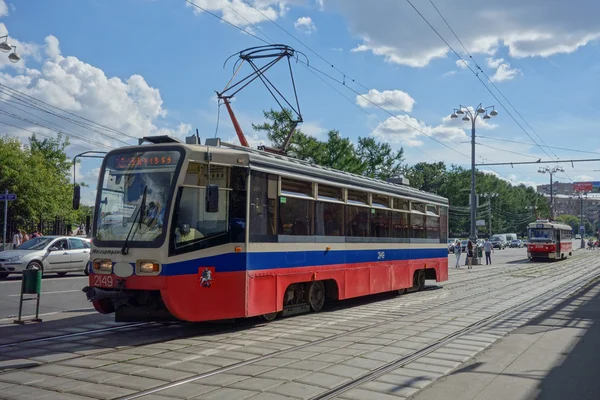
[404,162,447,194]
[356,137,404,180]
[315,130,364,174]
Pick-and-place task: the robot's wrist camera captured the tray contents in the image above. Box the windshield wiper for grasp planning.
[121,185,147,255]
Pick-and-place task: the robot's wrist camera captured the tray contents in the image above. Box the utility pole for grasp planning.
[450,104,498,265]
[481,192,498,238]
[3,189,7,251]
[538,166,564,220]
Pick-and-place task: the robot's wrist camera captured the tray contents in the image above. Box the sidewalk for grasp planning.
[411,277,600,400]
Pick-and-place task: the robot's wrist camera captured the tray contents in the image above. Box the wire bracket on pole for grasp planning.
[216,44,308,154]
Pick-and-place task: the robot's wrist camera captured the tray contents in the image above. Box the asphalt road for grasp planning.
[0,272,92,321]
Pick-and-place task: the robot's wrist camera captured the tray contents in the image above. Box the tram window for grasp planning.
[393,198,410,211]
[410,213,426,238]
[440,207,449,242]
[229,167,247,243]
[427,205,439,216]
[372,209,390,238]
[426,216,440,239]
[347,206,370,237]
[318,185,344,202]
[391,211,409,238]
[281,177,313,197]
[173,186,229,248]
[279,197,313,235]
[184,163,231,188]
[347,190,369,206]
[372,194,390,209]
[315,202,344,236]
[412,202,426,214]
[249,172,277,242]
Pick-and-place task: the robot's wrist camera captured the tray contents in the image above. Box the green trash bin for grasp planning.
[22,269,42,294]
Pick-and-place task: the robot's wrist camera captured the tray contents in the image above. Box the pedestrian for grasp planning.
[467,240,474,270]
[453,240,462,268]
[22,231,29,242]
[483,238,494,265]
[12,229,21,249]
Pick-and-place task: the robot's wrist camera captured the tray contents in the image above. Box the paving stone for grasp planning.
[376,372,434,390]
[107,374,169,391]
[258,367,311,381]
[424,351,471,363]
[0,381,15,390]
[231,377,286,392]
[68,369,126,384]
[133,367,195,382]
[30,376,92,392]
[362,380,419,397]
[246,393,294,400]
[295,371,350,389]
[193,356,240,367]
[35,392,97,400]
[283,360,332,372]
[66,382,135,399]
[341,356,386,370]
[327,348,366,357]
[196,387,258,400]
[340,388,407,400]
[309,352,351,364]
[417,356,460,369]
[134,395,174,400]
[30,352,81,363]
[359,351,400,363]
[98,362,149,375]
[277,350,319,360]
[156,383,219,399]
[196,373,249,387]
[0,358,42,370]
[402,361,452,375]
[59,357,116,369]
[320,364,368,379]
[253,358,297,368]
[0,385,82,400]
[28,364,83,377]
[230,365,277,377]
[216,351,260,361]
[0,371,47,384]
[168,361,220,374]
[118,347,169,356]
[267,381,324,399]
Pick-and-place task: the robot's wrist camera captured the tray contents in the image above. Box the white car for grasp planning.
[0,236,91,279]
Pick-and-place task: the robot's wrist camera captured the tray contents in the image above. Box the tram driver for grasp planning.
[175,222,204,244]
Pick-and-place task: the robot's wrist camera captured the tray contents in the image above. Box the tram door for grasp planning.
[556,230,561,257]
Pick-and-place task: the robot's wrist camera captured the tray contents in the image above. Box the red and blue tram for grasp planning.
[527,220,573,261]
[84,136,449,322]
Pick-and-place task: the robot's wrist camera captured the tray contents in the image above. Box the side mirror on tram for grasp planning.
[206,184,219,213]
[73,185,81,210]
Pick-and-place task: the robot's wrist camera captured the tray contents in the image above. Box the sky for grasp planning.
[2,0,600,205]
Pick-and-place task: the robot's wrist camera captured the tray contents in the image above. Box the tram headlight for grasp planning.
[137,260,160,275]
[93,259,112,273]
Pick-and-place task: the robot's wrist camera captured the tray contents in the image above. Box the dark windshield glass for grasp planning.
[17,237,53,250]
[529,228,554,240]
[94,150,181,245]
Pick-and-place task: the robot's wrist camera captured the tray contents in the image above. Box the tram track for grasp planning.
[113,253,598,400]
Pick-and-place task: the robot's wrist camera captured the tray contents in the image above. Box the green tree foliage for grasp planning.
[253,109,404,180]
[556,214,593,236]
[0,134,89,232]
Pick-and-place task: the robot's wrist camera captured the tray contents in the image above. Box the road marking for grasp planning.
[0,307,95,321]
[0,276,88,284]
[7,289,82,297]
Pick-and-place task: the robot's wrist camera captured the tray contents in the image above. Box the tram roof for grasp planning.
[193,140,448,206]
[527,220,572,230]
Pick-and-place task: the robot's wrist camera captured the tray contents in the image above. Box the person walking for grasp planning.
[467,240,474,270]
[12,229,22,249]
[454,240,462,268]
[483,238,494,265]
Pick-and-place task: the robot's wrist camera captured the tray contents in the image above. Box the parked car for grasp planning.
[510,239,524,248]
[575,234,582,240]
[0,236,91,279]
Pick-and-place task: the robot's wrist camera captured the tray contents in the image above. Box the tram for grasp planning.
[83,136,449,322]
[527,220,573,261]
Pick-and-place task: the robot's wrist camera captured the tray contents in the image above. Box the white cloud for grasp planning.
[0,23,41,70]
[327,0,600,67]
[442,70,457,78]
[0,35,190,149]
[490,62,521,82]
[456,59,470,69]
[300,121,327,138]
[371,114,467,149]
[486,57,504,68]
[0,0,8,17]
[294,16,316,34]
[356,89,415,112]
[185,0,284,26]
[44,35,61,59]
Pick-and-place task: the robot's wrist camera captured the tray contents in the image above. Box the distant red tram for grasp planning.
[527,220,573,261]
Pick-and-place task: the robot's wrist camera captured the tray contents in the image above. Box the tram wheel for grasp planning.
[397,288,407,295]
[308,281,326,312]
[259,312,278,322]
[414,270,426,291]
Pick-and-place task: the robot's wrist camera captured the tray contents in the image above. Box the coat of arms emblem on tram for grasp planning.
[200,268,213,288]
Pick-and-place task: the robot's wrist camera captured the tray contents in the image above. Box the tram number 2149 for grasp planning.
[93,275,115,288]
[377,251,385,260]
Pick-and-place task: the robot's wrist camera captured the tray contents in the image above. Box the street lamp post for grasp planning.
[481,192,498,238]
[538,165,564,220]
[0,35,20,63]
[575,191,588,249]
[451,104,498,265]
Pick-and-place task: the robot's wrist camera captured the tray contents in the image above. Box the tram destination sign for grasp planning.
[574,181,600,193]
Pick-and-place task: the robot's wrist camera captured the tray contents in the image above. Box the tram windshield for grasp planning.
[94,150,182,246]
[528,228,555,241]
